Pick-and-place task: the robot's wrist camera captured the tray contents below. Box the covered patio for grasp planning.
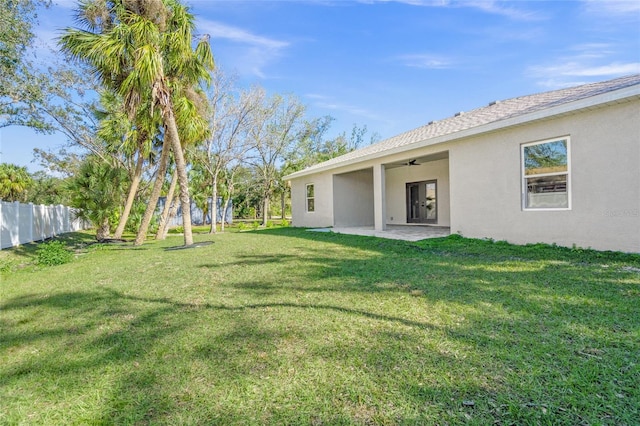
[330,151,451,233]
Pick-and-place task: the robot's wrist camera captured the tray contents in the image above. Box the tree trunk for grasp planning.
[262,195,269,227]
[209,173,218,234]
[134,139,170,246]
[96,217,111,241]
[155,168,178,240]
[280,189,285,220]
[165,111,193,246]
[162,194,180,239]
[221,196,231,232]
[114,150,144,239]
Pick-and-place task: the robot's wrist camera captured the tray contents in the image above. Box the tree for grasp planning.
[155,168,178,239]
[67,156,127,240]
[96,89,159,239]
[230,165,262,219]
[192,70,259,233]
[188,161,212,225]
[0,0,54,132]
[247,92,306,226]
[32,68,160,238]
[26,171,72,205]
[0,163,34,202]
[287,119,378,172]
[60,0,214,247]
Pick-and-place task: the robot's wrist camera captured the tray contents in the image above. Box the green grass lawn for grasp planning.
[1,228,639,425]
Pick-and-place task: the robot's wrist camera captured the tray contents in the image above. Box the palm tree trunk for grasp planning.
[134,139,170,246]
[162,195,180,239]
[165,111,193,246]
[96,217,111,241]
[155,168,177,240]
[114,150,144,239]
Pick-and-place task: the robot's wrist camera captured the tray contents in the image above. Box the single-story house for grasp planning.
[284,74,640,253]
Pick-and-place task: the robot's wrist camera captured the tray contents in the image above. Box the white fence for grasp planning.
[0,201,90,250]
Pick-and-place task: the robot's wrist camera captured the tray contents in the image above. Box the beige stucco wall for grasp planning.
[290,172,334,228]
[385,158,450,226]
[449,100,640,252]
[289,99,639,252]
[333,169,375,227]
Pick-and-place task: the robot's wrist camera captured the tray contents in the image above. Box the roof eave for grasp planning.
[284,84,640,181]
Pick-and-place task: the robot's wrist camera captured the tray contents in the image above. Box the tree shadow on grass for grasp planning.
[2,278,637,424]
[1,288,458,423]
[2,286,561,423]
[2,228,639,424]
[204,228,639,423]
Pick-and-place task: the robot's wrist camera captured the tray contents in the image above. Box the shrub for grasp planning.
[168,226,184,234]
[36,240,74,266]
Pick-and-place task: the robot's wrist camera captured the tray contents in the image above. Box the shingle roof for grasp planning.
[287,74,640,178]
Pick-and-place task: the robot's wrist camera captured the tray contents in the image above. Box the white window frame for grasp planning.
[305,183,315,213]
[521,136,571,211]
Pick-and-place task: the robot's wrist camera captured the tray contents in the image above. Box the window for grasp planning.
[306,184,315,212]
[522,137,570,210]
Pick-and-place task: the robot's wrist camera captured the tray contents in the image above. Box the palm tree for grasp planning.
[96,89,159,239]
[60,0,214,246]
[0,163,33,202]
[67,156,127,240]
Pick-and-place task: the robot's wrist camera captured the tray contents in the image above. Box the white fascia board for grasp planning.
[284,85,640,181]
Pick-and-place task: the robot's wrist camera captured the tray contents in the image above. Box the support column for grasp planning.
[373,163,386,231]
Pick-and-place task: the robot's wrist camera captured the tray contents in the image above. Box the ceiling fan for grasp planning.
[405,159,420,166]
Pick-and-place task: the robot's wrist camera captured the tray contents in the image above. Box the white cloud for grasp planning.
[528,59,640,88]
[305,93,330,100]
[198,19,290,50]
[527,40,640,88]
[357,0,545,20]
[532,62,640,78]
[356,0,446,5]
[463,1,547,21]
[581,0,640,15]
[197,19,290,78]
[567,43,615,59]
[398,54,455,69]
[306,94,382,121]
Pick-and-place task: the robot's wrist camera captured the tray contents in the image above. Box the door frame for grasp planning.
[405,180,437,224]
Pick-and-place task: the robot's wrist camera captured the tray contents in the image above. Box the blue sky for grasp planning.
[1,0,639,172]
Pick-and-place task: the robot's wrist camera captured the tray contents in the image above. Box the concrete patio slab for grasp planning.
[309,225,451,242]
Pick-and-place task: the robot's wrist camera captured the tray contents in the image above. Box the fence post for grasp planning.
[15,201,22,245]
[38,204,44,241]
[57,205,64,235]
[28,203,34,243]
